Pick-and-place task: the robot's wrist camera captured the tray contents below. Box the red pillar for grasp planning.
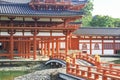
[69,35,72,49]
[18,41,20,57]
[48,41,50,57]
[65,34,69,56]
[33,31,37,60]
[10,33,14,59]
[28,41,31,58]
[113,37,116,54]
[52,39,54,58]
[56,38,59,55]
[41,41,44,56]
[44,42,47,56]
[102,36,104,55]
[90,36,92,55]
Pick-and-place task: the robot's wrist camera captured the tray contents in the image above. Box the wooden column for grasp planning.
[18,41,20,57]
[21,41,24,58]
[10,33,14,59]
[48,41,50,57]
[32,18,39,59]
[113,37,116,54]
[41,41,44,56]
[33,30,37,60]
[102,36,104,55]
[25,41,27,58]
[52,39,54,58]
[44,42,47,56]
[56,38,59,55]
[28,41,31,58]
[90,36,92,55]
[65,33,69,56]
[69,35,72,49]
[8,18,15,59]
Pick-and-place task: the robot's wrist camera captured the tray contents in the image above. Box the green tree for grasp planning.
[114,18,120,27]
[90,15,114,27]
[82,0,94,27]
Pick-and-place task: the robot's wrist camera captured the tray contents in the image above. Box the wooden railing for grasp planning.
[51,52,120,80]
[66,63,120,80]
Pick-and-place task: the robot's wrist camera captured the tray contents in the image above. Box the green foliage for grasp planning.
[113,18,120,27]
[81,0,120,27]
[81,0,93,26]
[90,15,114,27]
[90,15,120,27]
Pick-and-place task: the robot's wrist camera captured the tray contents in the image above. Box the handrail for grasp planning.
[50,52,120,80]
[66,63,120,80]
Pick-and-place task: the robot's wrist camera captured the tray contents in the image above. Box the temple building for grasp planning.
[0,0,120,60]
[0,0,87,59]
[73,27,120,55]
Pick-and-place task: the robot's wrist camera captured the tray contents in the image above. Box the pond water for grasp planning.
[0,71,29,80]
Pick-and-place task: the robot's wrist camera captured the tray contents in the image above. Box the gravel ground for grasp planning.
[14,68,66,80]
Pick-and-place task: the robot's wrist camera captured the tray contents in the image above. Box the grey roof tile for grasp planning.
[73,27,120,36]
[0,0,88,5]
[0,4,84,17]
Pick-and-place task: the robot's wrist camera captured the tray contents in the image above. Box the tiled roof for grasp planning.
[72,0,88,5]
[73,27,120,36]
[0,0,31,3]
[0,0,88,5]
[0,4,84,17]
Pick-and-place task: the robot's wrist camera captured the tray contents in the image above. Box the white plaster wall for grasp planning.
[79,40,90,42]
[115,40,120,42]
[104,50,114,55]
[52,33,64,36]
[37,32,50,36]
[0,32,10,36]
[104,40,113,42]
[14,32,22,36]
[92,40,102,42]
[24,32,32,36]
[92,50,102,55]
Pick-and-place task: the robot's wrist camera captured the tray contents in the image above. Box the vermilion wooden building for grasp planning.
[1,0,119,60]
[73,27,120,55]
[0,0,87,59]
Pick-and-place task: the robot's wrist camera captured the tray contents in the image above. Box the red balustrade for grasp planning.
[66,63,120,80]
[50,52,120,80]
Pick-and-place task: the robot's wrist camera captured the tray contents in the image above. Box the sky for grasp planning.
[92,0,120,18]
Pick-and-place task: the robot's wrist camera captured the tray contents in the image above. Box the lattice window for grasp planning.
[94,43,100,50]
[82,43,87,50]
[115,43,120,49]
[104,43,113,49]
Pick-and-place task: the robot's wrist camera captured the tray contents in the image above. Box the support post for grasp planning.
[65,33,69,56]
[33,30,37,60]
[10,33,14,59]
[52,39,54,58]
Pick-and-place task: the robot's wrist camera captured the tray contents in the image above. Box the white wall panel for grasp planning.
[104,50,114,55]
